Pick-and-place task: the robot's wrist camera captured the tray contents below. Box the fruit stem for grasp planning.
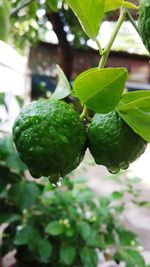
[98,8,126,69]
[125,9,141,37]
[80,105,88,120]
[80,105,92,122]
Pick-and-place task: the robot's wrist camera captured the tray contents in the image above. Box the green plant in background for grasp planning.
[0,138,148,266]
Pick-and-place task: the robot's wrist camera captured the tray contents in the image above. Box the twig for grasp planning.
[126,9,141,37]
[98,8,126,68]
[11,0,35,16]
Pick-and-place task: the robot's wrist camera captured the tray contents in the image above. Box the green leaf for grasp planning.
[45,221,63,236]
[37,239,52,263]
[104,0,123,12]
[9,181,41,210]
[104,0,138,12]
[65,0,104,39]
[122,1,138,9]
[80,247,98,267]
[47,0,59,12]
[0,213,21,224]
[117,229,138,246]
[14,226,42,252]
[111,191,123,200]
[65,227,75,237]
[136,201,150,208]
[79,221,91,242]
[60,245,76,265]
[14,226,33,245]
[73,68,128,113]
[0,136,26,172]
[0,0,10,41]
[114,248,146,267]
[51,65,71,100]
[117,91,150,142]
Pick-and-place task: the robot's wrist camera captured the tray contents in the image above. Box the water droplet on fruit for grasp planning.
[107,166,120,174]
[120,162,129,170]
[48,174,60,185]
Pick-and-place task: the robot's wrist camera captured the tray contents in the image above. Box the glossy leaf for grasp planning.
[0,213,20,224]
[114,248,146,267]
[45,221,63,236]
[73,67,128,113]
[9,181,40,210]
[51,65,71,100]
[117,91,150,142]
[111,191,123,200]
[65,0,104,39]
[60,245,76,265]
[37,239,52,263]
[79,221,92,242]
[14,226,33,245]
[47,0,59,12]
[104,0,123,12]
[104,0,138,12]
[118,229,138,246]
[80,247,98,267]
[122,1,138,9]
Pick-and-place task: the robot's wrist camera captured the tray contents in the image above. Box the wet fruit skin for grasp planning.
[87,110,147,174]
[138,0,150,53]
[13,99,86,179]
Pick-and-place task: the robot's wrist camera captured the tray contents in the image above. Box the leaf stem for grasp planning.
[125,9,141,37]
[95,38,103,56]
[98,8,126,69]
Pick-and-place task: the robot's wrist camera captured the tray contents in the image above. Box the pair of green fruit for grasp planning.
[13,99,147,182]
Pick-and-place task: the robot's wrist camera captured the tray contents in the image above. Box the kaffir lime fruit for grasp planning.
[138,0,150,53]
[87,110,147,174]
[13,99,86,181]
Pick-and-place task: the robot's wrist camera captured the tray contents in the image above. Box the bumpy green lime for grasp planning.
[13,99,86,180]
[138,0,150,53]
[87,110,147,174]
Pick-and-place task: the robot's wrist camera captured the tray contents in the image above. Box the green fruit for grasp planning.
[138,0,150,53]
[87,110,147,174]
[13,99,86,181]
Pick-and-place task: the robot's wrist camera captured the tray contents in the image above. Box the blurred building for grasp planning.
[29,42,150,93]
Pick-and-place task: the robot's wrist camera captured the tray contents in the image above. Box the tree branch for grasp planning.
[47,12,73,79]
[11,0,35,16]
